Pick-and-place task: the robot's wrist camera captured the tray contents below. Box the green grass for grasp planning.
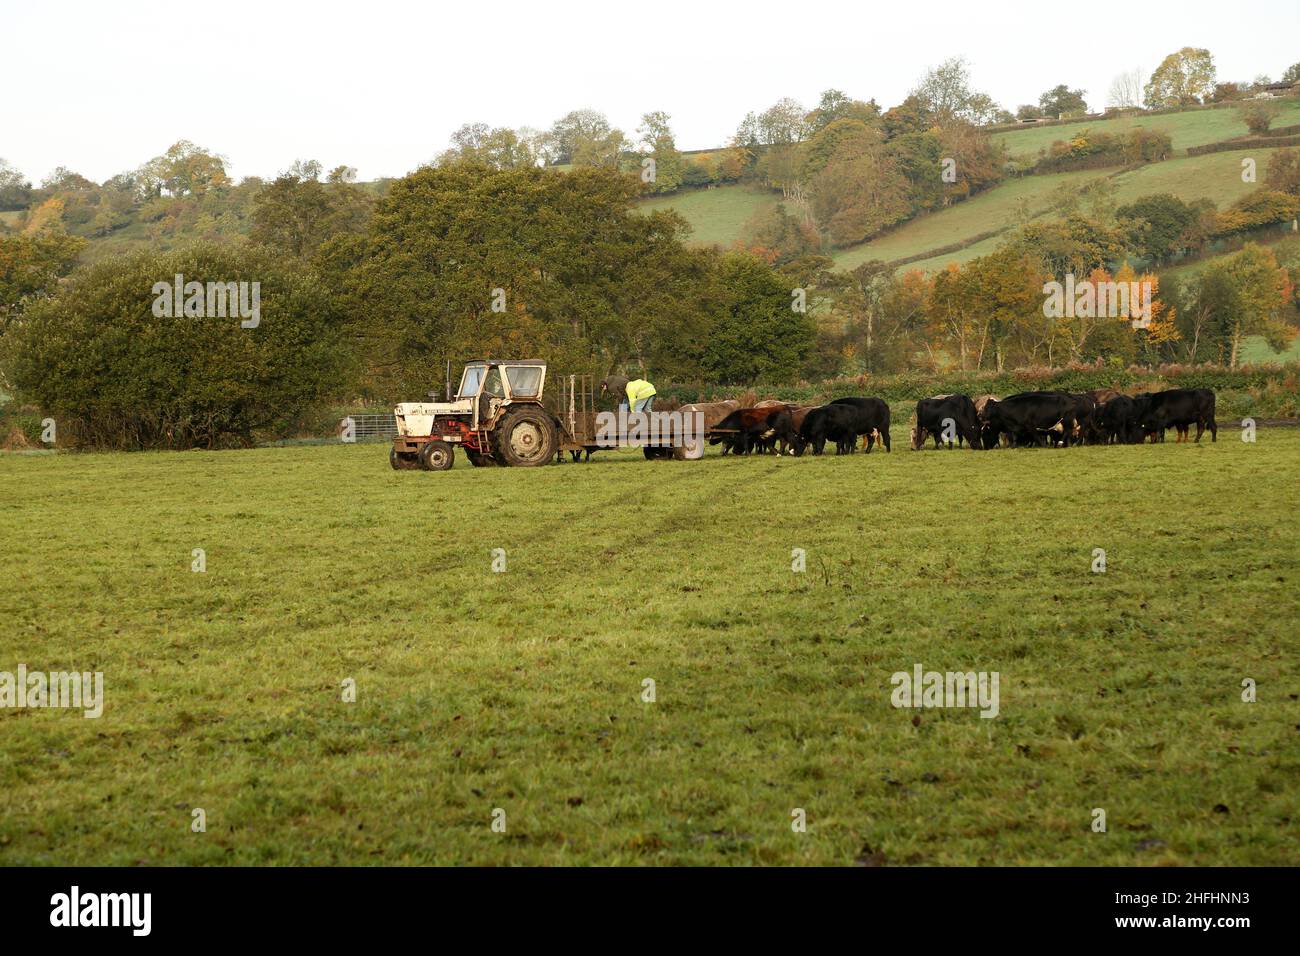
[831,171,1099,271]
[991,101,1300,161]
[1240,334,1300,364]
[639,184,781,248]
[1,432,1296,865]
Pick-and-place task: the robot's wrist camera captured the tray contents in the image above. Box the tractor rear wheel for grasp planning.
[494,406,558,467]
[418,440,455,471]
[465,448,495,467]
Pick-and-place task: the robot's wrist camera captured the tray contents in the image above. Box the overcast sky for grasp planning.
[4,0,1298,184]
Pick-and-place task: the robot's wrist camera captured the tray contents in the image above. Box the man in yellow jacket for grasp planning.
[601,375,656,413]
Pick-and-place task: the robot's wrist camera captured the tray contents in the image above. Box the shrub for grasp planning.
[1036,128,1172,172]
[0,243,353,449]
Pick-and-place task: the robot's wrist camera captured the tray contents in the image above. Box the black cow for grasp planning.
[912,394,981,450]
[1134,388,1217,443]
[828,397,892,452]
[979,391,1076,448]
[1098,394,1142,444]
[1065,393,1100,445]
[794,404,859,456]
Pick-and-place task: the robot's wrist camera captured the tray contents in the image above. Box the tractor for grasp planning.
[390,359,561,470]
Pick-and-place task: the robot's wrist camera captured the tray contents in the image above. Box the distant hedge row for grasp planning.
[659,363,1300,406]
[1187,135,1300,155]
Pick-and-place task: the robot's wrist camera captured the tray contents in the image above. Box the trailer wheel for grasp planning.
[390,448,419,470]
[419,440,455,471]
[494,407,557,467]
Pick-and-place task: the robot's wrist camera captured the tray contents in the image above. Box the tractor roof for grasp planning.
[466,359,546,367]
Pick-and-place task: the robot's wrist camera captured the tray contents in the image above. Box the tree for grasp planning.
[1039,85,1089,117]
[0,159,33,211]
[1009,215,1126,278]
[737,203,820,265]
[1116,193,1202,263]
[810,145,910,246]
[1267,148,1300,196]
[251,161,374,259]
[39,167,96,192]
[1016,104,1045,121]
[698,251,815,384]
[1204,244,1294,365]
[0,244,351,448]
[315,164,736,395]
[881,96,933,139]
[909,57,1003,126]
[439,124,539,169]
[806,90,881,132]
[756,98,811,145]
[635,111,684,193]
[0,232,85,322]
[1107,69,1143,109]
[1282,62,1300,85]
[543,109,617,164]
[1144,48,1216,108]
[1241,101,1281,135]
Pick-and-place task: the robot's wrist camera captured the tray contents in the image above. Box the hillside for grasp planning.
[643,102,1300,279]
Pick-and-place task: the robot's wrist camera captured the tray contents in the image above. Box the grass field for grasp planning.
[990,101,1300,161]
[1,430,1297,866]
[640,185,781,247]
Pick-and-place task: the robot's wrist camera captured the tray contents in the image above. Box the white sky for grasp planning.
[3,0,1298,184]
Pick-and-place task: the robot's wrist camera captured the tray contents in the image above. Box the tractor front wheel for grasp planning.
[495,407,558,467]
[418,440,455,471]
[390,448,419,470]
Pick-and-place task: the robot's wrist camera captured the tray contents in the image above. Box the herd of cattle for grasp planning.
[679,387,1218,456]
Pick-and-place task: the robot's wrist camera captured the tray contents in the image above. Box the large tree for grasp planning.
[909,57,1003,126]
[1144,48,1216,108]
[251,160,373,259]
[1038,84,1088,117]
[316,164,744,395]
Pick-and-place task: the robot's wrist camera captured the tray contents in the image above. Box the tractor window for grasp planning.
[483,367,505,397]
[505,366,542,397]
[459,366,485,398]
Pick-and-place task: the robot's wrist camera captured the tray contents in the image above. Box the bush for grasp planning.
[1210,190,1300,238]
[1036,127,1172,172]
[0,243,353,449]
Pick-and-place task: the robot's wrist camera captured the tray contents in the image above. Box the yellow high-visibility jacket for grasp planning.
[625,379,657,405]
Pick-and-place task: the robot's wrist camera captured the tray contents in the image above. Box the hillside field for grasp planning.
[644,102,1300,278]
[990,101,1300,161]
[1,431,1296,865]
